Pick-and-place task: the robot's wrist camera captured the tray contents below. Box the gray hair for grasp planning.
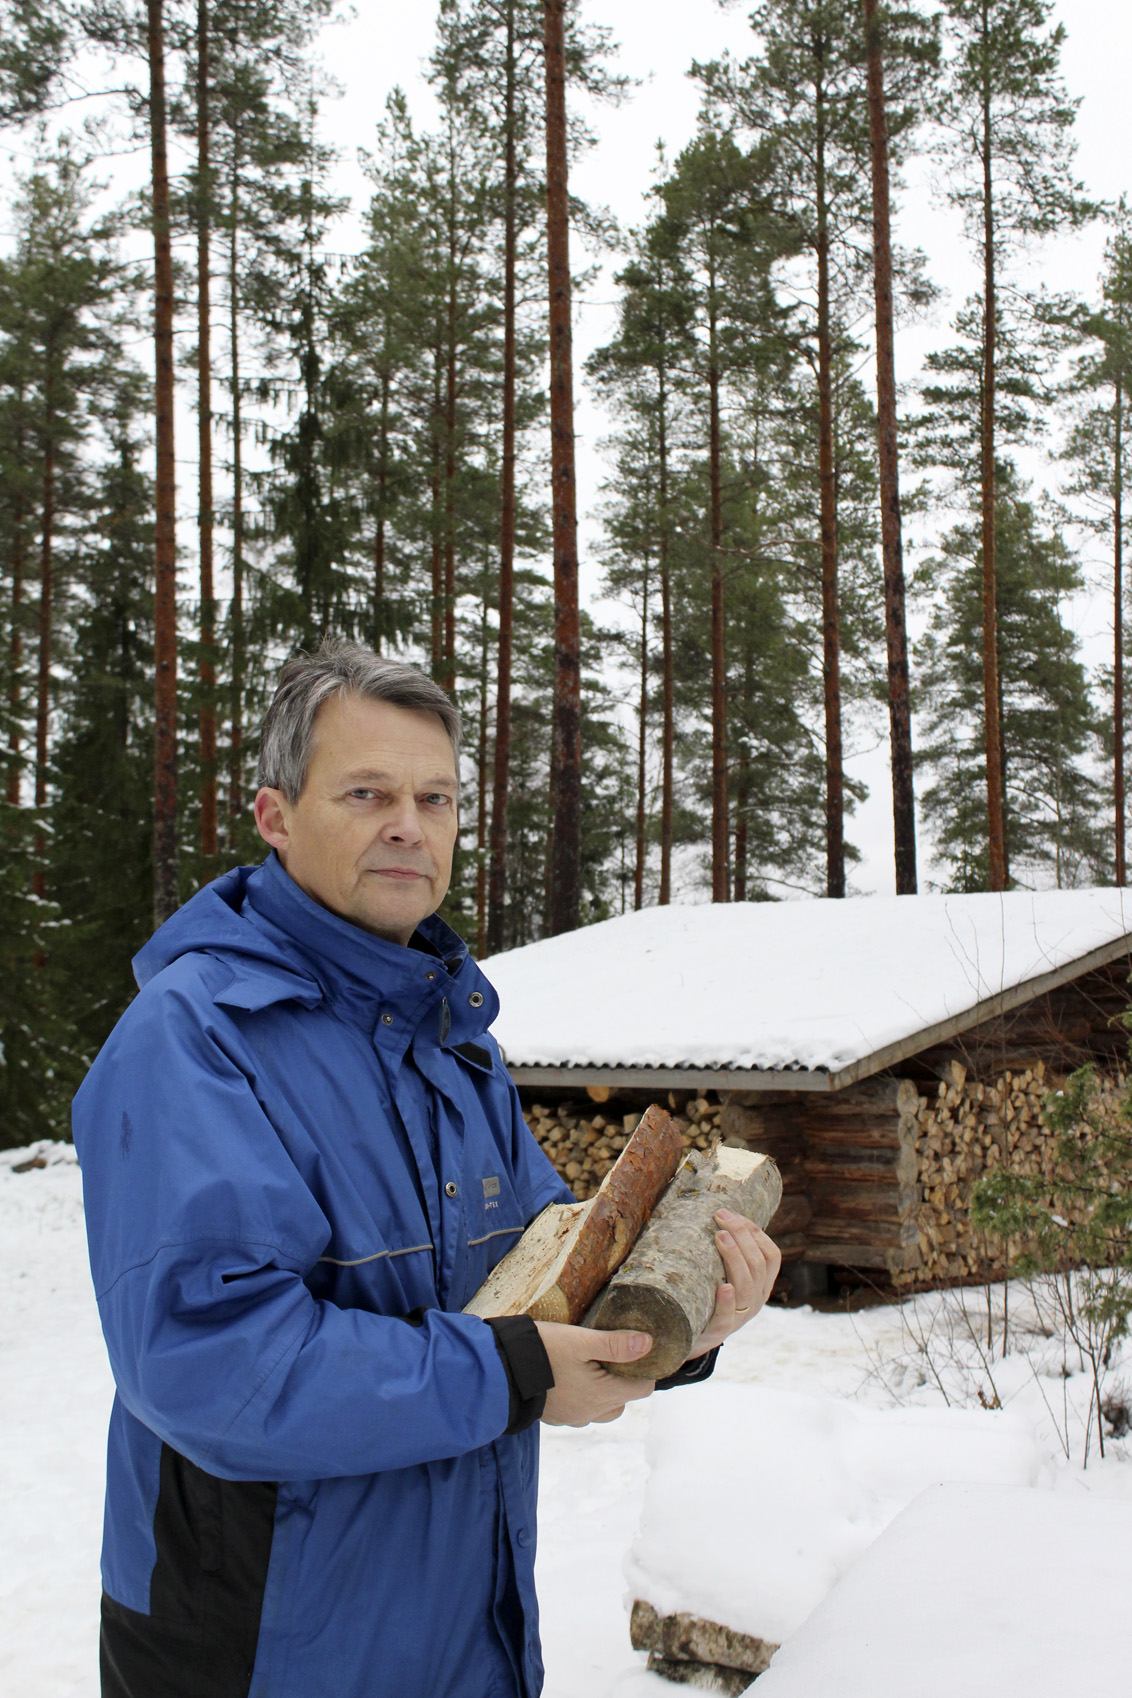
[256,640,462,802]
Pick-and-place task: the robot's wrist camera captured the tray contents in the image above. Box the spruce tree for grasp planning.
[587,206,696,903]
[915,469,1102,890]
[656,124,792,901]
[1061,208,1132,886]
[0,145,131,899]
[49,375,155,1059]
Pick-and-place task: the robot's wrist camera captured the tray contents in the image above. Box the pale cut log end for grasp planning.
[526,1286,571,1324]
[588,1283,692,1380]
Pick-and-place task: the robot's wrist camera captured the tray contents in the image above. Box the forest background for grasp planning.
[1,0,1131,1146]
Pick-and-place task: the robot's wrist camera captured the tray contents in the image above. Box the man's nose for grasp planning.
[381,796,426,843]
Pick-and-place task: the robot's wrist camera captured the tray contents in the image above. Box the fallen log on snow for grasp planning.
[630,1599,775,1693]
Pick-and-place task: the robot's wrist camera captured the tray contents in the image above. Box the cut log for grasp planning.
[630,1600,776,1678]
[464,1103,684,1324]
[588,1145,782,1379]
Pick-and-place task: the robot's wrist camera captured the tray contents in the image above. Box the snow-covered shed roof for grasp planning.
[483,888,1132,1092]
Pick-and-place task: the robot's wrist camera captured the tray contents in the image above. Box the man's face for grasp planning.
[254,693,459,945]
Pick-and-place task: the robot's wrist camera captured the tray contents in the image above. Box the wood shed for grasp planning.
[484,890,1132,1294]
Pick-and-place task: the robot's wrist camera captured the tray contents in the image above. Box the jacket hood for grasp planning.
[131,859,493,1045]
[133,864,308,991]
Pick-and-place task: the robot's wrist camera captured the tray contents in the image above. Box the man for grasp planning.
[74,641,780,1698]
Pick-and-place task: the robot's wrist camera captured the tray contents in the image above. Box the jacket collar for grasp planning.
[232,853,499,1052]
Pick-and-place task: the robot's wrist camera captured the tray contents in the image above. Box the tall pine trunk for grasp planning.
[373,368,390,651]
[657,359,674,905]
[487,0,518,955]
[476,592,490,955]
[197,0,217,860]
[979,2,1007,891]
[863,0,916,895]
[1116,363,1126,885]
[543,0,581,935]
[228,147,245,832]
[149,0,179,924]
[33,400,54,902]
[634,561,648,909]
[708,277,728,903]
[815,76,844,900]
[429,342,444,677]
[734,739,749,902]
[443,266,458,693]
[7,442,25,807]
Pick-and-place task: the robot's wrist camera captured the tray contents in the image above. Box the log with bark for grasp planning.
[466,1108,781,1381]
[465,1103,685,1324]
[630,1600,775,1691]
[589,1144,781,1379]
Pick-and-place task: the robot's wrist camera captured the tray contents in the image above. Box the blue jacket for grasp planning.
[73,854,572,1698]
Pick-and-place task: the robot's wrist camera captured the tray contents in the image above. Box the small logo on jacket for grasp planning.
[482,1176,501,1199]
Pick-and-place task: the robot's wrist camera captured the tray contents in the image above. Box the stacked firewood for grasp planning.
[524,1096,724,1201]
[900,1058,1130,1287]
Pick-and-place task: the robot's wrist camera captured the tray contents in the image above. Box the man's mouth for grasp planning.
[368,867,431,881]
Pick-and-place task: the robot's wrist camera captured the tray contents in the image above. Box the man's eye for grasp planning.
[348,789,376,800]
[424,793,453,807]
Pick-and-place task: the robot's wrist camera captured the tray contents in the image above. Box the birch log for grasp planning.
[464,1103,684,1324]
[589,1145,782,1379]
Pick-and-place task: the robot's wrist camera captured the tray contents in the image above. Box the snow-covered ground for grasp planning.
[2,1147,1129,1697]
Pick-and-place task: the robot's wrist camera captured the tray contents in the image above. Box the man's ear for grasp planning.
[254,787,290,852]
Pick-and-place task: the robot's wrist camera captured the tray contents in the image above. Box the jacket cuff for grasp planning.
[656,1345,720,1390]
[486,1315,555,1434]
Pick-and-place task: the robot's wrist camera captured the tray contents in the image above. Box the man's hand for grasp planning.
[686,1213,782,1359]
[535,1322,656,1427]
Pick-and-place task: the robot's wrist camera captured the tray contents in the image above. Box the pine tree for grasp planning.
[698,0,933,898]
[430,0,620,945]
[861,0,936,894]
[542,0,582,933]
[193,0,219,862]
[0,2,72,123]
[146,0,179,924]
[204,0,334,845]
[937,0,1092,889]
